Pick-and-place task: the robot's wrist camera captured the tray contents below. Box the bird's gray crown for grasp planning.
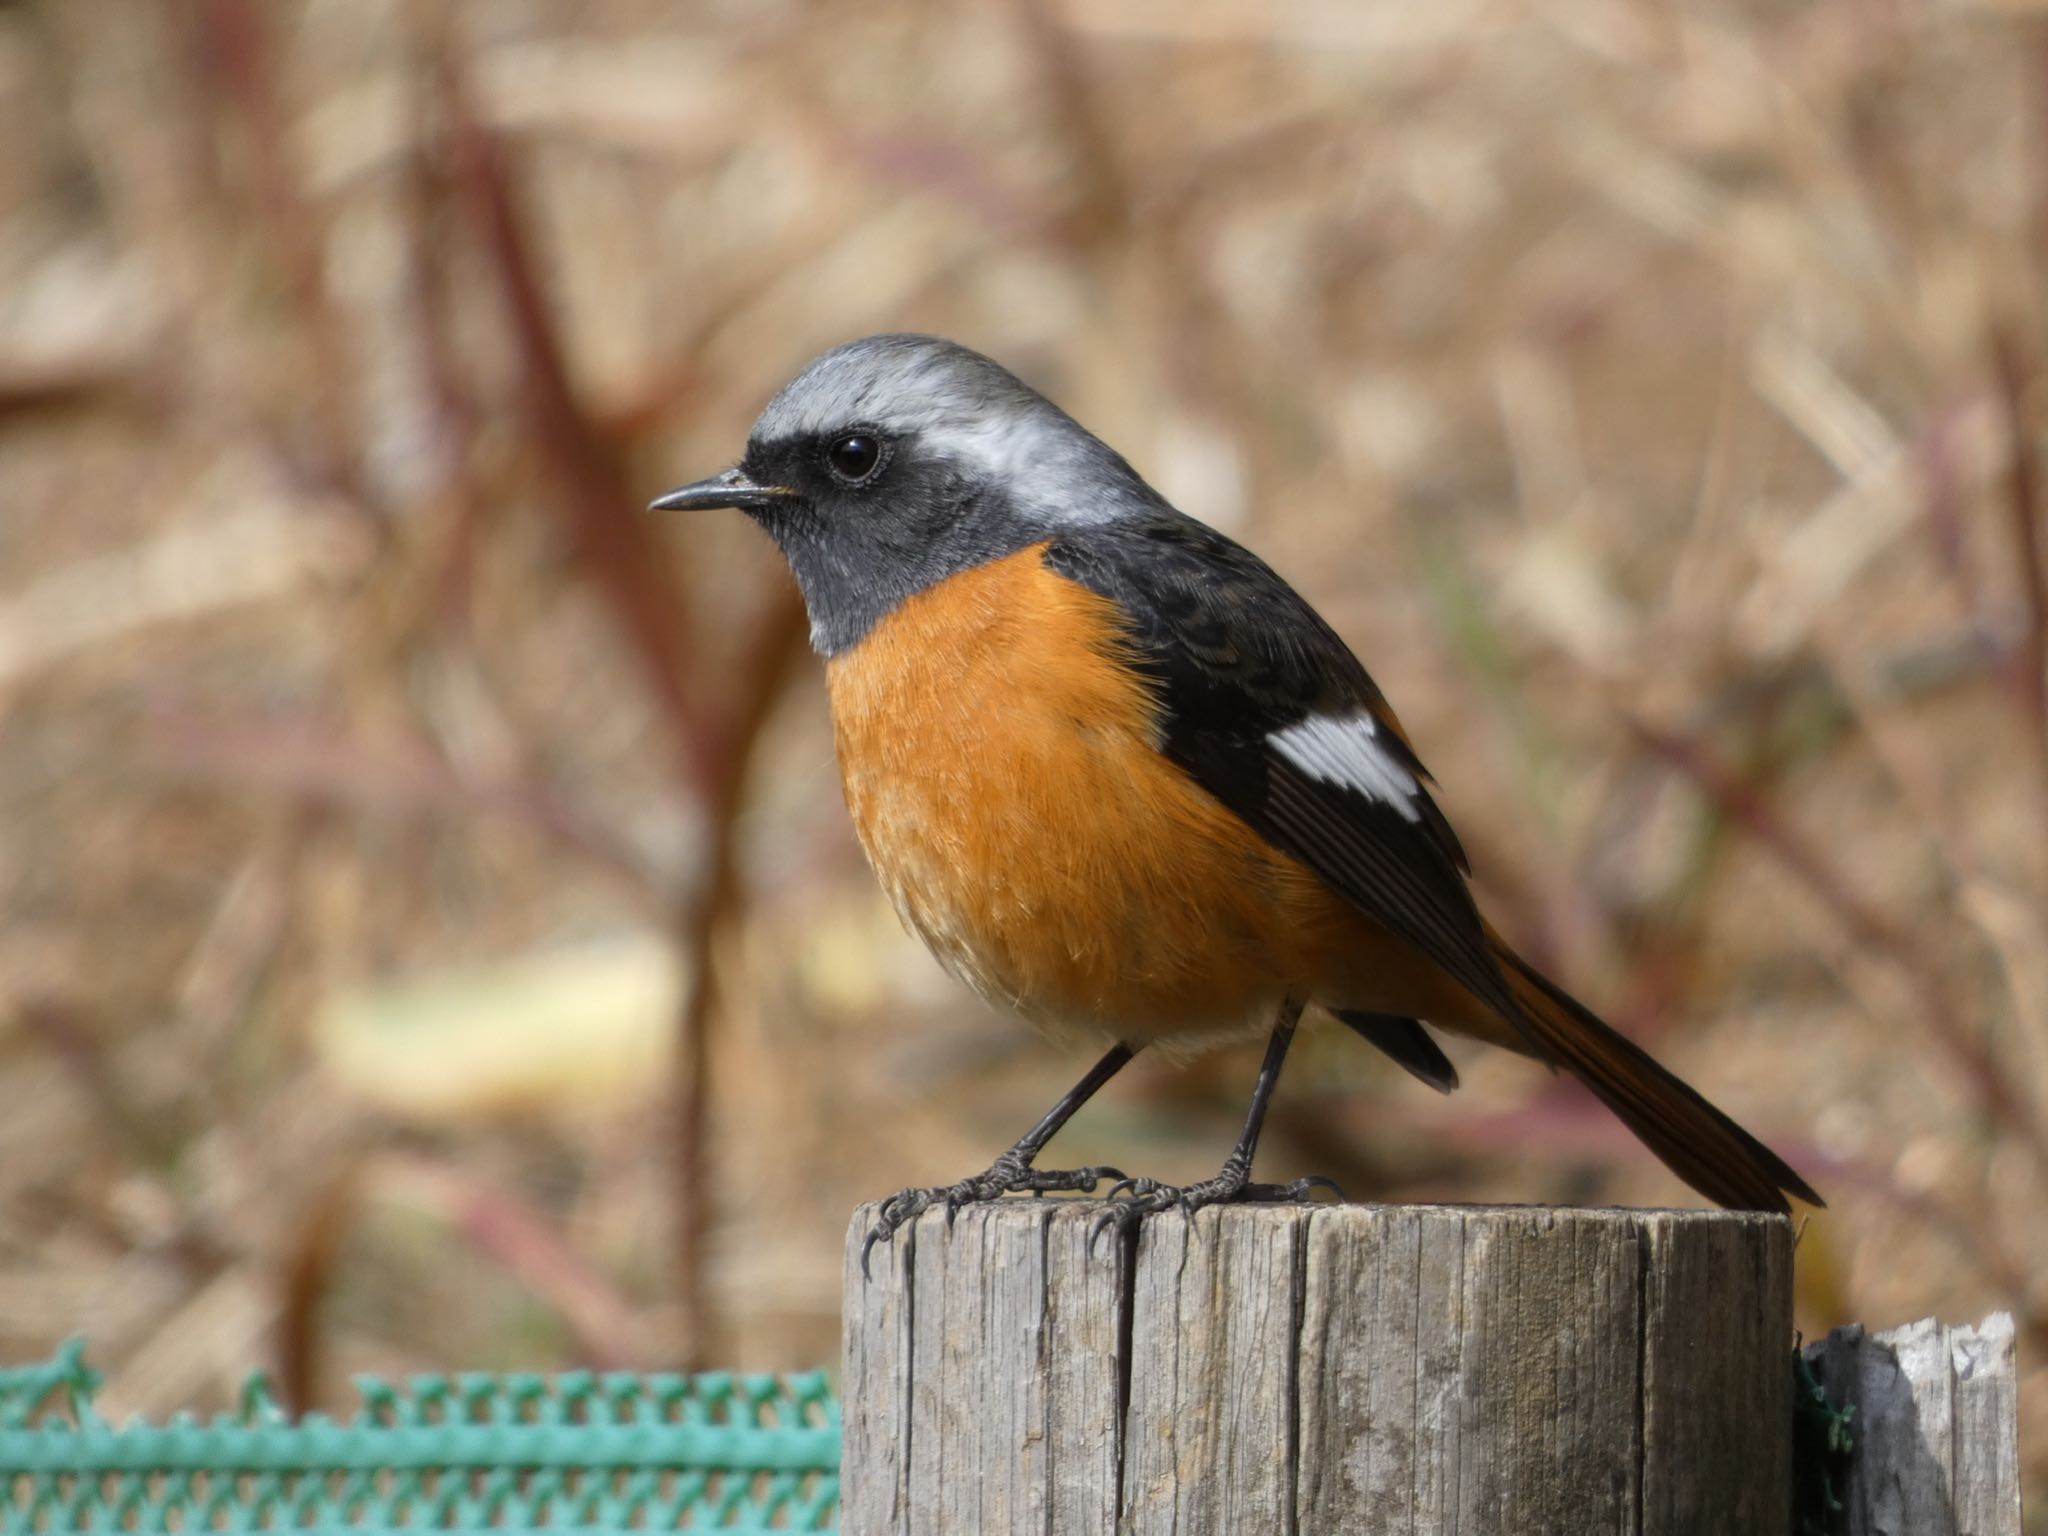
[749,334,1137,527]
[696,334,1170,655]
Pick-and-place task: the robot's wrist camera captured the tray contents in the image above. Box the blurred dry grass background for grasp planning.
[2,0,2046,1508]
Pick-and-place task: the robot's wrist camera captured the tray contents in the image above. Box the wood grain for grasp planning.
[842,1201,1796,1534]
[1804,1313,2021,1536]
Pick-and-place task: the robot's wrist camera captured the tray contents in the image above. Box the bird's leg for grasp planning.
[1094,998,1340,1245]
[861,1041,1139,1275]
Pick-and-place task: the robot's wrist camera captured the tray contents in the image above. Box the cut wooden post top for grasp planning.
[841,1200,1795,1536]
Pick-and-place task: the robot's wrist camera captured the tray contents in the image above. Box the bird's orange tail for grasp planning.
[1490,937,1822,1214]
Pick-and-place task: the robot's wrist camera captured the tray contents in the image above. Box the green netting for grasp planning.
[0,1340,840,1534]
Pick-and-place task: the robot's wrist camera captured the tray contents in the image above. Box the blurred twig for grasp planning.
[428,23,719,791]
[10,997,228,1285]
[1009,0,1130,251]
[151,712,657,892]
[424,15,810,1367]
[12,998,187,1175]
[185,0,377,526]
[1988,317,2048,768]
[1632,719,2048,1173]
[279,1158,649,1414]
[384,1158,646,1371]
[0,359,161,427]
[400,79,492,635]
[1804,1154,2048,1357]
[669,596,808,1371]
[276,1168,357,1416]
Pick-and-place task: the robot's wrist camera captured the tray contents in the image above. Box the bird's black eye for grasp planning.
[825,432,884,484]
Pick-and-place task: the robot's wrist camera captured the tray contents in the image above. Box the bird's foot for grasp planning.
[1089,1163,1343,1251]
[860,1156,1127,1278]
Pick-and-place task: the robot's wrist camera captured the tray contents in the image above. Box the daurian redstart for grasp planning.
[652,334,1819,1264]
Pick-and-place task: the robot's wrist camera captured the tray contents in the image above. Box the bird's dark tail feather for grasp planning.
[1491,940,1823,1214]
[1331,1009,1459,1094]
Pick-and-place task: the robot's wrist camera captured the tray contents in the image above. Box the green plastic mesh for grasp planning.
[0,1340,840,1534]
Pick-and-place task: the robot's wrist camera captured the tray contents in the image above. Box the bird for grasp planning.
[650,333,1821,1265]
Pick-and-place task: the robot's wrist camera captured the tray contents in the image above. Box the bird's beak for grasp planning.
[647,466,796,513]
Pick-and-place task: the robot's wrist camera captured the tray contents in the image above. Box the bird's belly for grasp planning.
[824,545,1374,1042]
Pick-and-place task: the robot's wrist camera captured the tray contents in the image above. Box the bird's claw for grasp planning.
[860,1162,1128,1279]
[1087,1167,1345,1255]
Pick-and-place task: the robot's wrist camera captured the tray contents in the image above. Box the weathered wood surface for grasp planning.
[1804,1313,2021,1536]
[842,1201,1794,1535]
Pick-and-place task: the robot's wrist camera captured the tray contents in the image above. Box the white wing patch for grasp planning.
[1267,712,1422,821]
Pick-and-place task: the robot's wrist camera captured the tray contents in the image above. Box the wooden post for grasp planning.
[842,1201,1794,1534]
[1803,1314,2021,1536]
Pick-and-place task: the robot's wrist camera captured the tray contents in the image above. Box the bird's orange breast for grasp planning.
[824,544,1457,1043]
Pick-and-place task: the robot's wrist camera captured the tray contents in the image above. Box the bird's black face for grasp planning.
[722,423,1041,656]
[740,423,892,504]
[735,422,902,529]
[650,333,1163,655]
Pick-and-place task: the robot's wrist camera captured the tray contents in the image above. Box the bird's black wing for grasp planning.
[1043,514,1531,1038]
